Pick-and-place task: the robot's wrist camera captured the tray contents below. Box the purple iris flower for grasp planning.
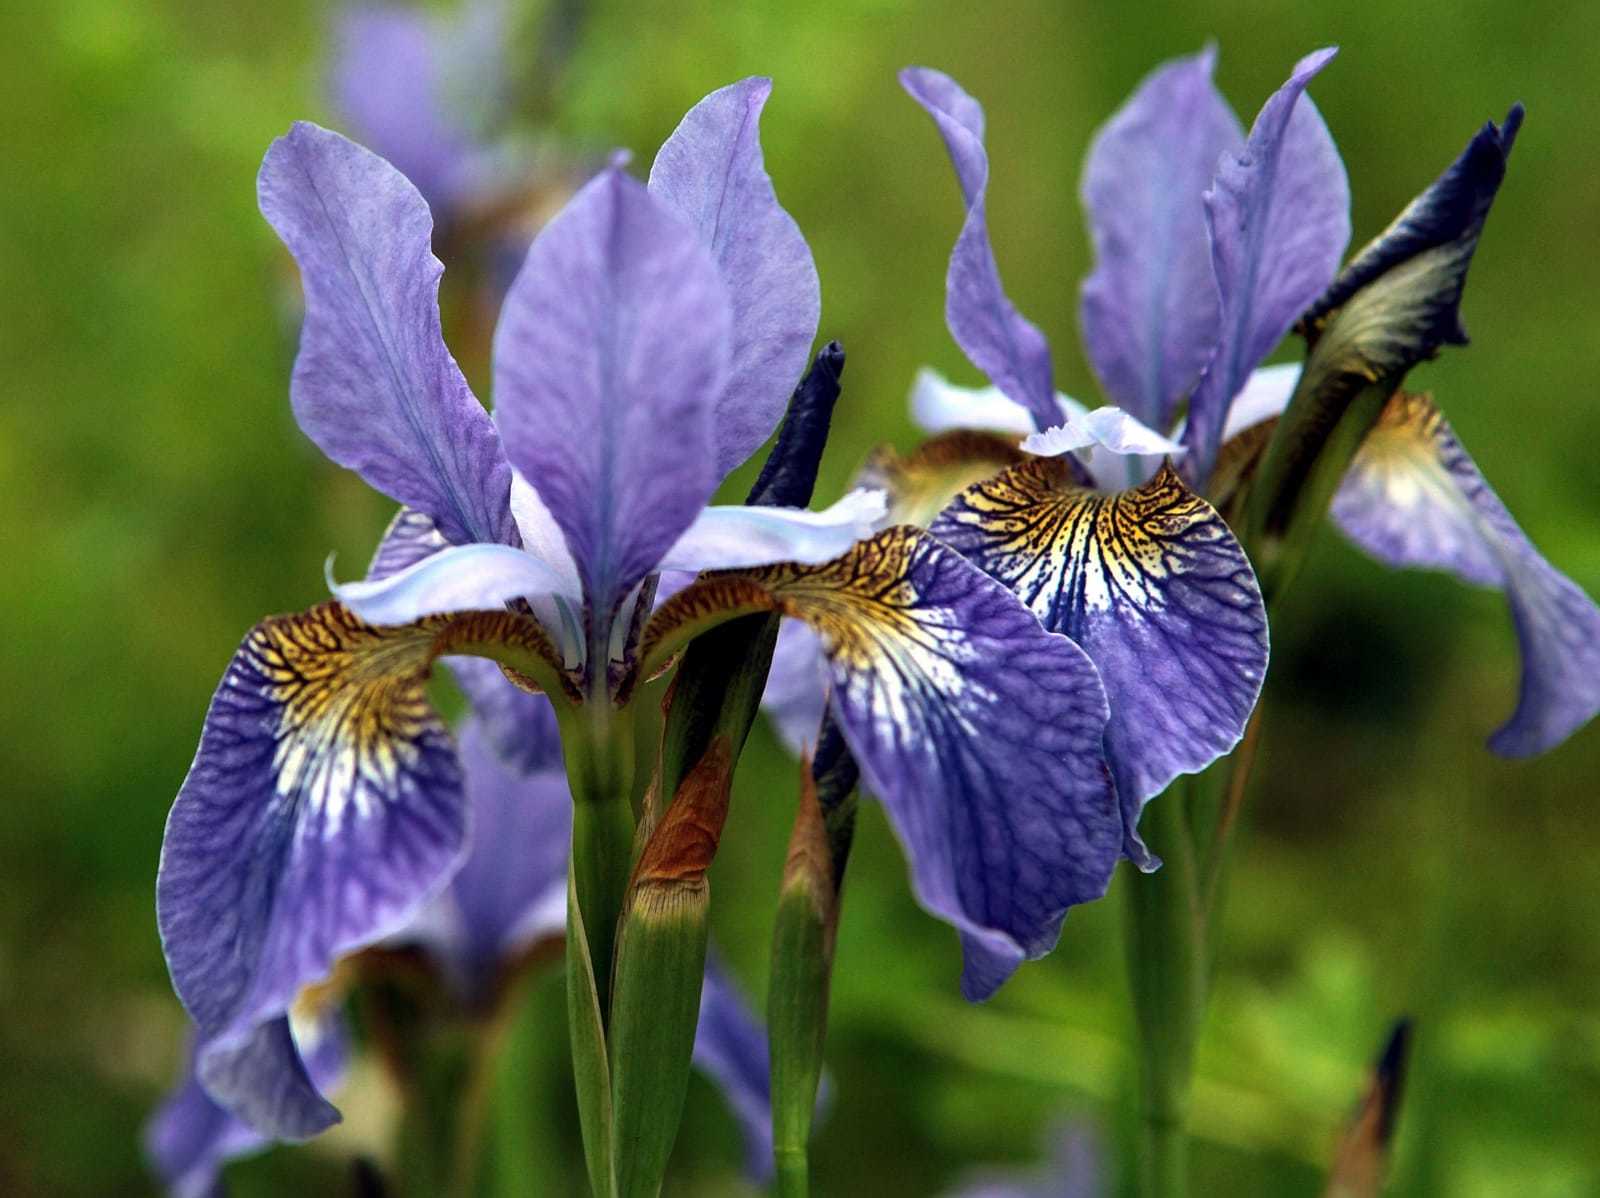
[330,0,519,224]
[149,661,780,1194]
[877,49,1360,863]
[159,72,1124,1144]
[899,48,1595,763]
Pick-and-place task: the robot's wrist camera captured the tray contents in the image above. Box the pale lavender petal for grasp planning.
[333,542,576,627]
[1079,46,1243,430]
[493,166,732,620]
[691,957,778,1184]
[445,657,563,773]
[901,68,1058,431]
[147,1016,348,1197]
[1021,407,1185,459]
[157,608,467,1137]
[258,122,515,547]
[414,717,570,998]
[649,77,822,476]
[1181,49,1351,488]
[760,619,829,755]
[331,7,476,212]
[656,490,888,574]
[933,462,1268,866]
[910,367,1039,436]
[1219,363,1301,442]
[1332,393,1600,755]
[366,506,451,583]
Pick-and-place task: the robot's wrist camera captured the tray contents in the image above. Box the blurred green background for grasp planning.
[4,0,1598,1193]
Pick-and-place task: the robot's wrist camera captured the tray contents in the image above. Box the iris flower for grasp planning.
[330,0,524,227]
[158,75,1127,1143]
[890,43,1595,796]
[148,663,777,1194]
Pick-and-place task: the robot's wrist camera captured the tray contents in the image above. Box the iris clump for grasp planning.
[145,19,1596,1198]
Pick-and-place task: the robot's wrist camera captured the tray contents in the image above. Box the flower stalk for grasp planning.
[1123,783,1205,1198]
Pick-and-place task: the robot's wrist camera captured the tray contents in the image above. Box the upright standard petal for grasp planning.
[1181,49,1351,489]
[933,461,1268,865]
[1332,393,1600,756]
[1079,46,1243,430]
[901,68,1059,431]
[493,167,733,622]
[258,123,516,548]
[649,78,822,475]
[157,603,569,1135]
[643,528,1120,999]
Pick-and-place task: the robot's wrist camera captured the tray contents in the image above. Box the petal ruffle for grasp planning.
[258,122,515,548]
[910,366,1039,437]
[901,69,1058,432]
[932,461,1268,865]
[1181,49,1350,489]
[649,77,822,477]
[1079,46,1243,431]
[157,603,568,1136]
[493,166,732,622]
[1021,407,1186,460]
[645,528,1120,999]
[656,490,888,574]
[146,1012,347,1197]
[1332,393,1600,756]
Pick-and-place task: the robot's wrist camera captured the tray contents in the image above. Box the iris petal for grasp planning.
[691,958,785,1185]
[157,603,568,1135]
[1332,393,1600,756]
[932,461,1268,865]
[1181,48,1350,489]
[493,167,732,622]
[901,69,1059,432]
[1079,45,1244,431]
[333,541,578,627]
[257,122,515,548]
[657,490,888,574]
[649,77,822,477]
[407,715,571,999]
[146,1012,347,1194]
[366,506,452,583]
[645,528,1119,999]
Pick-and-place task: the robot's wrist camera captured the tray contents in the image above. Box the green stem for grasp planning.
[774,1149,810,1198]
[558,700,636,1198]
[1124,788,1205,1198]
